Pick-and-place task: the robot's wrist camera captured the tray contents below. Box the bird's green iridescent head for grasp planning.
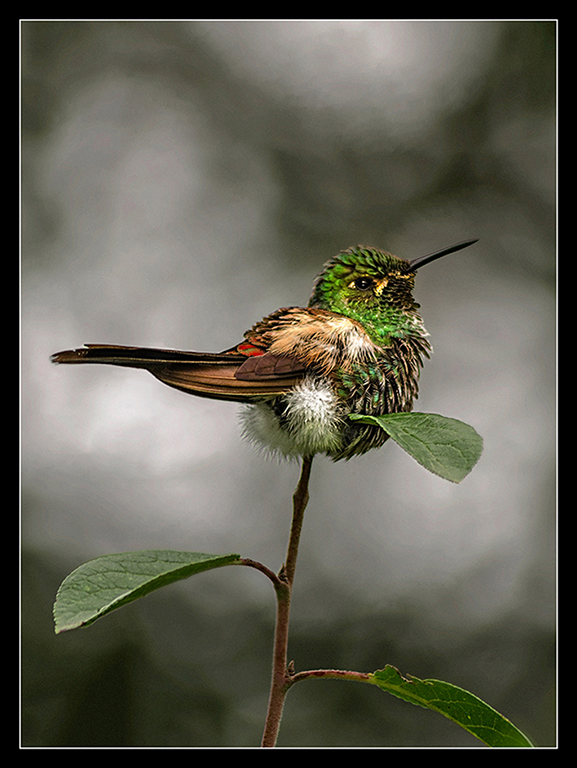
[308,246,418,317]
[307,240,478,346]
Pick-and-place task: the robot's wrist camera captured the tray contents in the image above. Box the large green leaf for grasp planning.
[53,550,241,633]
[350,412,483,482]
[370,665,533,747]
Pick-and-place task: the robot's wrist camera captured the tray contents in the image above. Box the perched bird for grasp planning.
[52,239,477,461]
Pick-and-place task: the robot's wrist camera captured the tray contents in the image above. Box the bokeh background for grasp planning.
[21,20,556,747]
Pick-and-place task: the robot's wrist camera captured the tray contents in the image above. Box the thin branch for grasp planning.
[260,455,314,748]
[284,454,313,585]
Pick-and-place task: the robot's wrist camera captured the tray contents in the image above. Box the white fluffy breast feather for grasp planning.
[240,376,343,458]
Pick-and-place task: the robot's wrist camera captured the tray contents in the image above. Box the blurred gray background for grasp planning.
[21,20,556,747]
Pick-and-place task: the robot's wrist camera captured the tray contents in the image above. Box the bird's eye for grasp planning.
[353,276,374,291]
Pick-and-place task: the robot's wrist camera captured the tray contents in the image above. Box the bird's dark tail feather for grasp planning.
[50,344,245,368]
[50,344,305,401]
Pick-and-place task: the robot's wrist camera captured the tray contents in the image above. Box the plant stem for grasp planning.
[290,668,372,684]
[237,557,283,587]
[260,455,314,748]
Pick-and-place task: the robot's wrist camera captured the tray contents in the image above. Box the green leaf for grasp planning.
[370,665,533,747]
[53,550,241,633]
[350,412,483,483]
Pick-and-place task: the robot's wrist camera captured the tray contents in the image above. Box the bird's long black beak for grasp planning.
[408,239,478,271]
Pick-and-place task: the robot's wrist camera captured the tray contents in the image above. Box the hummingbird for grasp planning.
[51,239,477,461]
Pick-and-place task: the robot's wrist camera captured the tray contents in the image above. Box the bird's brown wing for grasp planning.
[51,344,306,402]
